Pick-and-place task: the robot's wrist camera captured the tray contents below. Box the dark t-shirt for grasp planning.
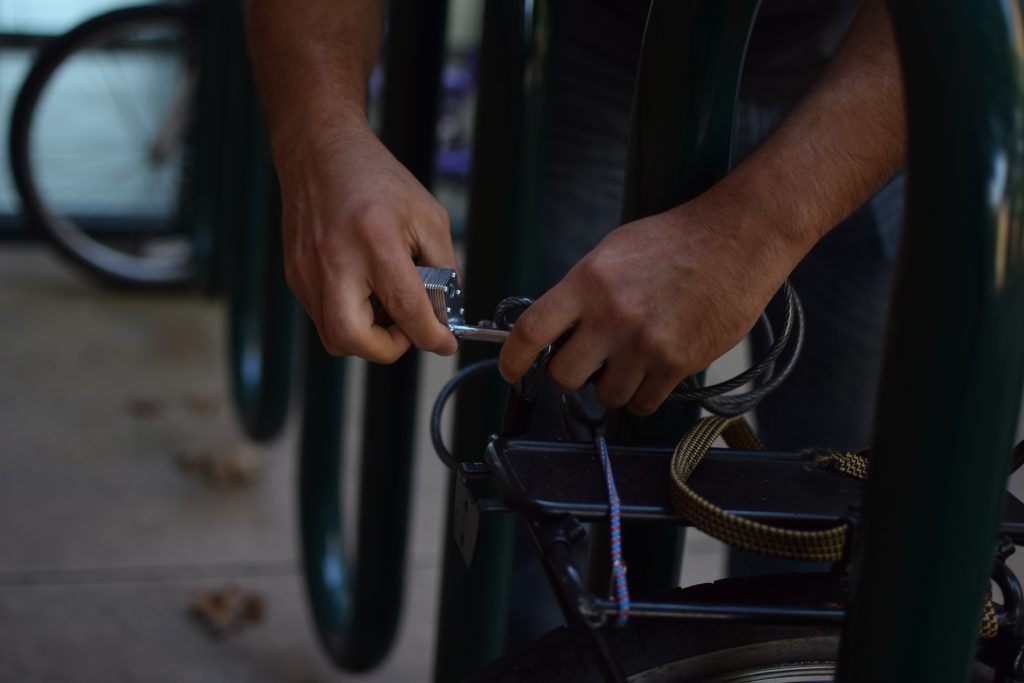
[559,0,862,106]
[742,0,862,102]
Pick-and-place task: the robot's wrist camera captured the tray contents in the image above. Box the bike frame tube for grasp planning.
[591,0,761,597]
[433,2,555,680]
[838,2,1024,680]
[298,0,448,671]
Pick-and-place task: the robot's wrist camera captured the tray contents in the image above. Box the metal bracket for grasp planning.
[453,469,483,566]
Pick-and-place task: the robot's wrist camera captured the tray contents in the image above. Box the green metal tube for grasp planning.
[432,2,555,680]
[226,37,295,443]
[298,0,447,672]
[297,323,419,672]
[187,0,231,298]
[591,0,761,597]
[837,1,1024,680]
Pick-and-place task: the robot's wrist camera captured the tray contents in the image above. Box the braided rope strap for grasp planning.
[669,415,849,562]
[668,414,1000,639]
[982,590,999,639]
[806,448,870,480]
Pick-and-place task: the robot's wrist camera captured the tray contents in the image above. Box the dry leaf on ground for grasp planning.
[176,445,261,488]
[189,585,265,638]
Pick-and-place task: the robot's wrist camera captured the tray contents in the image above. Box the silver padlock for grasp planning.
[416,266,510,343]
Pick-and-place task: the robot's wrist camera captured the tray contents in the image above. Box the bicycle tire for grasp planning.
[9,3,199,287]
[469,573,994,682]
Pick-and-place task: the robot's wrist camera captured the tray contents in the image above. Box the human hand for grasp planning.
[275,120,458,362]
[498,198,806,415]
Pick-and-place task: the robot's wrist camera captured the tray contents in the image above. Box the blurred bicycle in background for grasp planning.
[6,1,478,289]
[8,3,200,287]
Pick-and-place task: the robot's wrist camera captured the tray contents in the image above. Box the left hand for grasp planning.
[498,197,801,416]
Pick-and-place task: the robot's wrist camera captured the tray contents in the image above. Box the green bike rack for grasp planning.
[187,0,294,440]
[299,0,448,672]
[213,1,295,443]
[590,0,762,601]
[187,0,230,298]
[225,98,294,444]
[433,2,763,676]
[838,1,1024,680]
[433,2,556,680]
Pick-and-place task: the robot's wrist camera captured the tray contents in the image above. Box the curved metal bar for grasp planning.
[433,2,556,679]
[592,0,762,597]
[838,2,1024,680]
[188,0,232,297]
[299,0,448,671]
[300,323,419,671]
[226,35,294,443]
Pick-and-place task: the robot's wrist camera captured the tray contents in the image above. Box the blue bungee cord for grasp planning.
[596,434,630,627]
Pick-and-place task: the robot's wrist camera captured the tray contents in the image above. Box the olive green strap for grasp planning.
[981,589,999,639]
[668,414,999,639]
[669,415,850,562]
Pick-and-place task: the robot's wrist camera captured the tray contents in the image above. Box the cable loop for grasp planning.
[429,282,806,470]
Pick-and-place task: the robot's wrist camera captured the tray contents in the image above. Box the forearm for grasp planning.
[706,0,905,269]
[246,0,459,362]
[246,0,384,170]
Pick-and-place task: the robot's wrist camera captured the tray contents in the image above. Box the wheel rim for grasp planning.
[23,13,195,285]
[630,636,838,683]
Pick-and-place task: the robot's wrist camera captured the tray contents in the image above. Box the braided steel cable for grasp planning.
[430,286,804,471]
[669,281,804,416]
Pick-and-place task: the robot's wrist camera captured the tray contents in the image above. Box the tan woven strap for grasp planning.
[982,587,999,639]
[668,414,999,638]
[669,415,850,562]
[806,448,870,481]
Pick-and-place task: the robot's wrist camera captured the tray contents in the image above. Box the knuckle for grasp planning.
[348,202,389,239]
[576,258,605,292]
[547,357,583,395]
[594,386,627,410]
[323,318,359,355]
[426,199,450,231]
[628,398,659,417]
[384,289,424,323]
[607,292,641,327]
[367,346,403,365]
[513,311,546,348]
[638,328,678,366]
[549,375,579,396]
[317,326,345,357]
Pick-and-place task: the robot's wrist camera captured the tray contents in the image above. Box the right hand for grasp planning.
[275,120,459,363]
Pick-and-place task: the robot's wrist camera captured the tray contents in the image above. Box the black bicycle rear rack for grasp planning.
[452,436,1024,682]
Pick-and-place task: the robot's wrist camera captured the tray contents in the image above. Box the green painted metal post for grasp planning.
[188,0,230,297]
[226,96,295,442]
[591,0,761,596]
[432,2,555,680]
[216,0,294,442]
[357,0,449,595]
[837,1,1024,680]
[297,0,448,672]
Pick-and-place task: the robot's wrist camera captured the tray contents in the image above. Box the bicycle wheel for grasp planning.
[469,573,994,682]
[9,4,199,287]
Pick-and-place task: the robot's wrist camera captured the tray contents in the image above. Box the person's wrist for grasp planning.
[693,174,819,277]
[271,104,373,191]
